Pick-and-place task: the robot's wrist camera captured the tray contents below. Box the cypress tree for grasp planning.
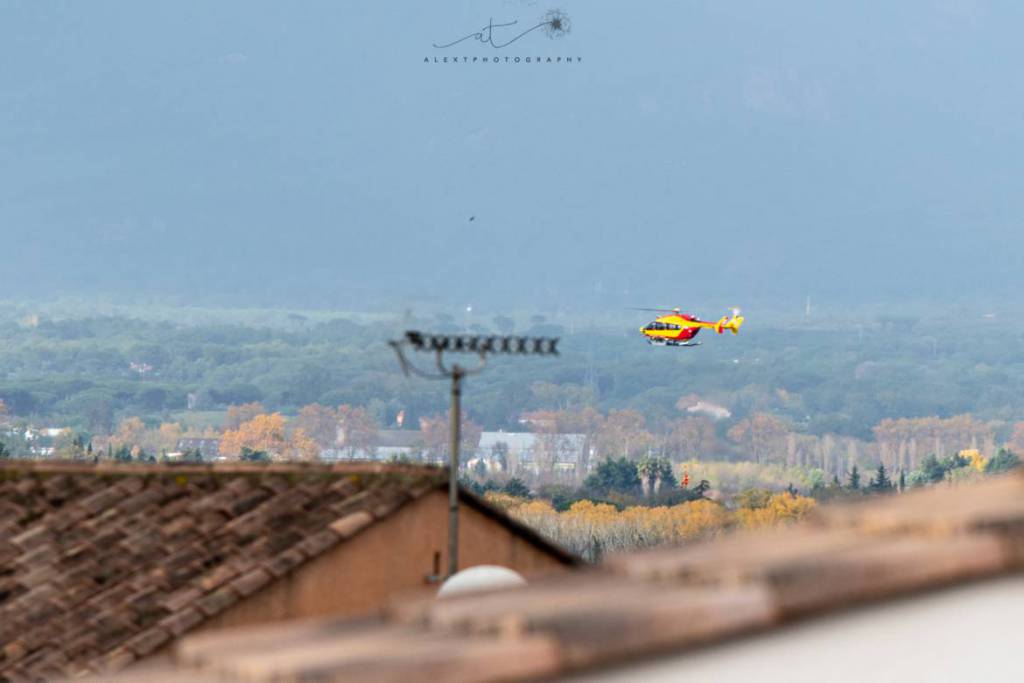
[869,463,892,491]
[847,465,861,490]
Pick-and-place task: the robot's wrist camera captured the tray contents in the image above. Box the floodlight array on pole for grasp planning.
[389,330,559,578]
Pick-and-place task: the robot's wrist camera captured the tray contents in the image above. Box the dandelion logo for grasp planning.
[543,9,571,39]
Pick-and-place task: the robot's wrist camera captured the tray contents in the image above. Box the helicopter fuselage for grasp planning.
[639,311,744,346]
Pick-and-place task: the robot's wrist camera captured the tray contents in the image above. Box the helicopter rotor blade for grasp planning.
[628,307,682,313]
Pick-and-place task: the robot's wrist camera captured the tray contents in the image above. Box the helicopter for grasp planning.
[633,307,744,347]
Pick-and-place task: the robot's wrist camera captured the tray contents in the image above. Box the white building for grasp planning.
[476,431,591,476]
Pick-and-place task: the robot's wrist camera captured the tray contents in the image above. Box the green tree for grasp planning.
[636,456,678,496]
[583,457,642,498]
[472,459,488,479]
[491,442,509,472]
[537,483,578,511]
[0,441,9,459]
[918,454,946,483]
[240,447,270,462]
[503,477,531,498]
[986,448,1020,474]
[654,457,678,492]
[940,452,970,472]
[847,465,861,490]
[869,463,892,491]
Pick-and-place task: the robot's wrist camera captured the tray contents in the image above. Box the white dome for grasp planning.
[437,565,527,599]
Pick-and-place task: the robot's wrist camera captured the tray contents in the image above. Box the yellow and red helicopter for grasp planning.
[633,307,744,347]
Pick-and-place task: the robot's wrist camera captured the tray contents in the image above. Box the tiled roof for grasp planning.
[0,461,453,682]
[91,471,1024,683]
[375,430,423,449]
[173,439,220,457]
[478,432,539,452]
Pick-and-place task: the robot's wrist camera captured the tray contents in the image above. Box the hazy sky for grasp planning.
[2,1,1021,310]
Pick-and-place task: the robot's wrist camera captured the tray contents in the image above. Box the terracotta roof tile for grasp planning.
[159,607,204,638]
[124,627,172,658]
[103,646,136,673]
[0,461,451,682]
[79,487,125,516]
[11,525,52,551]
[293,528,342,558]
[230,567,273,598]
[263,547,306,579]
[193,560,244,593]
[330,510,375,539]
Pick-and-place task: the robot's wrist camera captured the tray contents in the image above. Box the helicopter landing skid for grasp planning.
[648,339,701,348]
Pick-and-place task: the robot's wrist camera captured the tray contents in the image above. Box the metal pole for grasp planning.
[448,366,463,577]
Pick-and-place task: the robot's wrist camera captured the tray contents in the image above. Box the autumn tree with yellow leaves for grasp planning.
[108,417,147,452]
[219,413,318,461]
[959,448,987,472]
[734,492,817,529]
[489,492,815,562]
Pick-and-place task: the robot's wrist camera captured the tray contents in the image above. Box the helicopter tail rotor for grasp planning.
[715,308,744,334]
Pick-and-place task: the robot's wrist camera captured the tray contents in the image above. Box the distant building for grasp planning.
[375,429,425,460]
[174,438,220,460]
[318,430,592,474]
[22,427,68,441]
[477,431,590,476]
[320,430,426,462]
[17,427,70,457]
[686,401,732,420]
